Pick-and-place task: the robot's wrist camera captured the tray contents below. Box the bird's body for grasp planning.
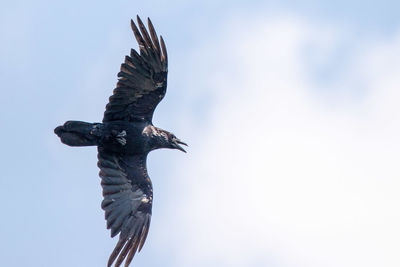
[55,120,183,154]
[54,16,186,267]
[101,121,151,154]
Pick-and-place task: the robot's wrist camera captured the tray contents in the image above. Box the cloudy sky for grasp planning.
[1,1,400,267]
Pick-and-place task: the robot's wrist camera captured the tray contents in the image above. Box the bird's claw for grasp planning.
[116,130,127,146]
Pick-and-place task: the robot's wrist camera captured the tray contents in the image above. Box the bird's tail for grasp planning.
[54,121,103,147]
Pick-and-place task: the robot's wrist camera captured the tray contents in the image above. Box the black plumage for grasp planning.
[54,16,187,267]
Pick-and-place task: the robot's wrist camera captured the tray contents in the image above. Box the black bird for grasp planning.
[54,16,187,267]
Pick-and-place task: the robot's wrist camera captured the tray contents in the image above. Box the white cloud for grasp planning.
[158,15,400,267]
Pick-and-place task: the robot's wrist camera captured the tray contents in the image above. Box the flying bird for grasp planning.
[54,16,187,267]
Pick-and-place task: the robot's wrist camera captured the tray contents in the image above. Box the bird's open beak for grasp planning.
[174,139,188,153]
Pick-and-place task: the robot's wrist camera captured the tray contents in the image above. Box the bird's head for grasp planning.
[158,130,188,153]
[167,132,187,153]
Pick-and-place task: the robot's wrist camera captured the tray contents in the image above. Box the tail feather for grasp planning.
[54,121,102,147]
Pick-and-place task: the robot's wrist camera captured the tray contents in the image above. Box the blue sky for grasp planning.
[1,1,400,267]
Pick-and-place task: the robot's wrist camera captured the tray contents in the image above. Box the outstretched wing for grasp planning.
[98,148,153,267]
[103,16,168,123]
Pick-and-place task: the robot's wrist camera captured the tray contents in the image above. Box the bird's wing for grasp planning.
[98,148,153,267]
[103,16,168,123]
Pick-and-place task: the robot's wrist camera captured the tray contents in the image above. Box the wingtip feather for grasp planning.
[136,15,143,27]
[138,217,151,252]
[160,35,168,63]
[115,239,135,267]
[108,238,126,267]
[130,19,136,33]
[130,18,148,55]
[124,237,141,267]
[147,17,161,56]
[136,15,154,50]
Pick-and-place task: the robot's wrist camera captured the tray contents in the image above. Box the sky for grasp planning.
[1,1,400,267]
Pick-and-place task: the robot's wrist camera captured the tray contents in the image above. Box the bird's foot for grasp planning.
[116,130,127,146]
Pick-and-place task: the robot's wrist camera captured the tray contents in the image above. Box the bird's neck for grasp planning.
[143,125,171,151]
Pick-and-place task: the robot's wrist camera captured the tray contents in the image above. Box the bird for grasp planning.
[54,16,187,267]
